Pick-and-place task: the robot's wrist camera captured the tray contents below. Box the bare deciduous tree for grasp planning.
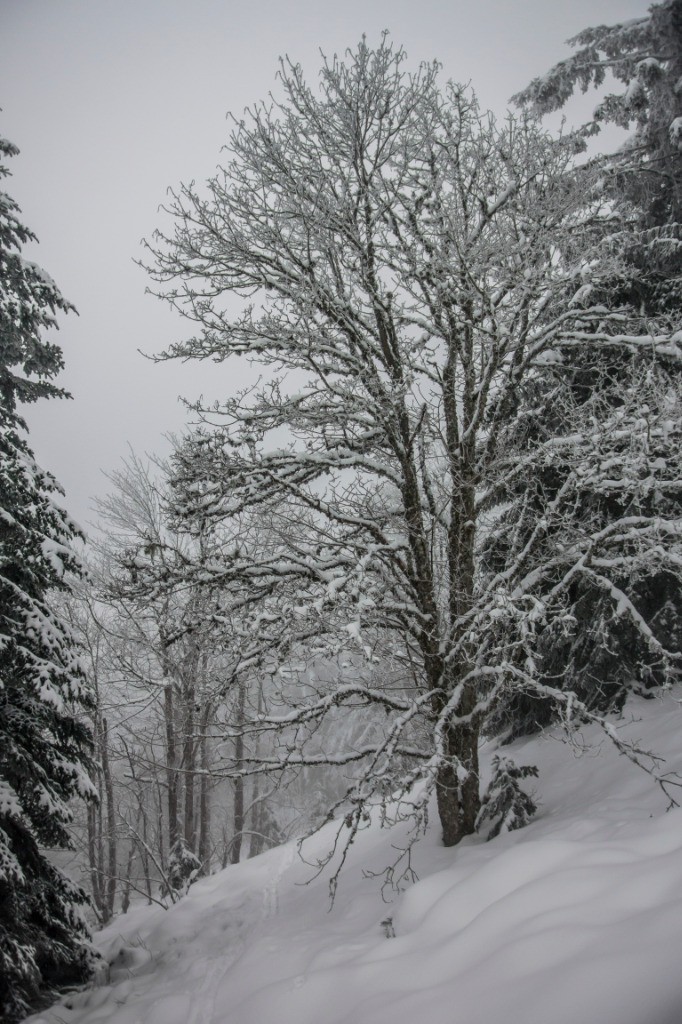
[141,38,680,875]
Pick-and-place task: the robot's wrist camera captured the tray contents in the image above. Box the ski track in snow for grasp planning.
[33,844,298,1024]
[185,903,252,1024]
[262,839,296,919]
[182,842,297,1024]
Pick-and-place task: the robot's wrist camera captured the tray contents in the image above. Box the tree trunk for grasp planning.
[230,681,246,864]
[155,786,166,879]
[141,804,153,904]
[120,837,136,914]
[164,682,179,848]
[86,796,103,919]
[197,703,212,874]
[96,761,105,905]
[436,470,481,846]
[182,691,196,850]
[249,782,264,858]
[436,694,480,847]
[87,711,104,918]
[248,685,265,859]
[220,824,229,870]
[101,717,117,921]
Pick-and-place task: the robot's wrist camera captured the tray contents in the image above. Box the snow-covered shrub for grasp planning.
[476,757,539,840]
[166,838,201,899]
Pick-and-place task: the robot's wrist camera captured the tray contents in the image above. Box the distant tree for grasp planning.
[0,136,96,1020]
[87,451,291,894]
[143,36,678,883]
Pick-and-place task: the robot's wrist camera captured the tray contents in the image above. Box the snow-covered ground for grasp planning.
[28,688,682,1024]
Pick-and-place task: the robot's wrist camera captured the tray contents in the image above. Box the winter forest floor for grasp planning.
[26,687,682,1024]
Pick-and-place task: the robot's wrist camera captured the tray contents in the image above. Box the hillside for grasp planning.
[27,687,682,1024]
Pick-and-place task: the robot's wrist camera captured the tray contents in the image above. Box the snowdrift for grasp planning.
[28,688,682,1024]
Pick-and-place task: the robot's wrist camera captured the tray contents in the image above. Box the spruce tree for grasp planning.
[513,0,682,324]
[0,135,96,1021]
[490,0,682,734]
[513,0,682,232]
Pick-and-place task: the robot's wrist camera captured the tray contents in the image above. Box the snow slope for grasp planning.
[27,688,682,1024]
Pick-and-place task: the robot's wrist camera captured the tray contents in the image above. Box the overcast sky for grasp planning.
[1,0,648,530]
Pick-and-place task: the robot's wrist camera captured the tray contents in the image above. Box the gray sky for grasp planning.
[1,0,648,530]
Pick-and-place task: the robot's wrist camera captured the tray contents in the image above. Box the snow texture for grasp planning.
[26,688,682,1024]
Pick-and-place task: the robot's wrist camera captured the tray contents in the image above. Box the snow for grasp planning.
[0,779,21,818]
[26,688,682,1024]
[668,117,682,150]
[623,79,644,108]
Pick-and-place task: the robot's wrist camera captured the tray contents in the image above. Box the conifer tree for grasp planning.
[0,134,96,1021]
[513,0,682,301]
[488,2,682,734]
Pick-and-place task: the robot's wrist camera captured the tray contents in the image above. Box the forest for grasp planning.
[1,1,681,1020]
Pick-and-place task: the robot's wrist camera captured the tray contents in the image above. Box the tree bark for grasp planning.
[197,703,212,873]
[164,682,179,848]
[101,717,117,920]
[435,687,480,846]
[86,797,103,918]
[436,470,481,846]
[182,687,196,850]
[141,804,153,904]
[230,681,246,864]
